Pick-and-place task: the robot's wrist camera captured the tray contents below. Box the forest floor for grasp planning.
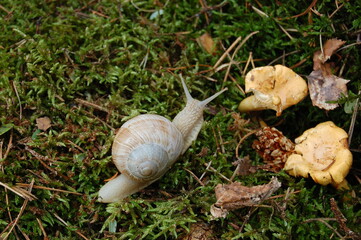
[0,0,360,239]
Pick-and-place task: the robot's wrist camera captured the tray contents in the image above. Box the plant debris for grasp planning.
[196,32,217,55]
[307,38,350,110]
[181,222,217,240]
[36,117,51,131]
[211,177,281,218]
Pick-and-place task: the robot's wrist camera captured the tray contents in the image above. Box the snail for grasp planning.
[98,76,227,203]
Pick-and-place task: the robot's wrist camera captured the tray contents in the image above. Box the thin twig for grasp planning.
[242,52,253,77]
[235,129,259,159]
[222,31,259,85]
[213,36,243,70]
[203,163,230,182]
[184,168,205,186]
[0,181,37,200]
[25,146,74,182]
[53,213,90,240]
[267,50,300,66]
[211,126,221,153]
[277,0,318,20]
[75,98,110,114]
[2,179,35,240]
[36,218,48,240]
[328,3,344,19]
[330,198,360,239]
[11,81,22,120]
[16,183,83,196]
[302,218,343,239]
[130,0,170,13]
[199,161,212,181]
[217,125,225,154]
[228,74,245,95]
[348,87,360,146]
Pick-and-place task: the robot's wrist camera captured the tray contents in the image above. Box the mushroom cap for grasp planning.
[238,65,308,116]
[284,121,353,186]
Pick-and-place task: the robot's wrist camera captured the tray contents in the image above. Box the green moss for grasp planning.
[0,0,360,239]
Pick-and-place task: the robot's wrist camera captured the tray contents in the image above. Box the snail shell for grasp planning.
[98,75,227,203]
[113,114,184,182]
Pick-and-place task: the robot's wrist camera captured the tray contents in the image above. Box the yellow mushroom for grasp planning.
[239,65,308,116]
[284,121,353,189]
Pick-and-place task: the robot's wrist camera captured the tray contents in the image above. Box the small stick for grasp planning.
[228,74,245,95]
[211,126,221,154]
[222,31,259,85]
[75,98,110,114]
[235,129,259,159]
[217,125,225,154]
[184,168,205,186]
[91,10,109,18]
[328,3,344,19]
[11,81,22,120]
[16,183,83,196]
[0,4,12,15]
[203,163,230,182]
[242,52,253,77]
[2,179,35,240]
[348,87,360,146]
[268,50,300,66]
[53,213,90,240]
[0,181,37,200]
[36,218,48,240]
[330,198,360,238]
[277,0,318,20]
[199,160,212,181]
[25,146,73,182]
[302,218,343,239]
[213,36,243,70]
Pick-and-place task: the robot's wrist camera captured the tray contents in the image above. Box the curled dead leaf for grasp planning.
[211,177,281,218]
[308,38,349,110]
[307,70,349,110]
[320,38,346,64]
[36,117,51,131]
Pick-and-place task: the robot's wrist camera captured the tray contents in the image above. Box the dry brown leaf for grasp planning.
[308,38,349,110]
[211,177,281,218]
[322,38,346,63]
[36,117,51,131]
[313,39,345,70]
[252,127,295,172]
[307,70,349,110]
[196,32,217,55]
[232,156,256,176]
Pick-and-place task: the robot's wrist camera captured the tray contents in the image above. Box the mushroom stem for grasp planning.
[98,174,153,203]
[238,95,274,113]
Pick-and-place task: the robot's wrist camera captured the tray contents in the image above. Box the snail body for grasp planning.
[98,76,227,203]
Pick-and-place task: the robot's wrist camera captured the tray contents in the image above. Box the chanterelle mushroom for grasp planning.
[284,121,353,188]
[238,65,308,116]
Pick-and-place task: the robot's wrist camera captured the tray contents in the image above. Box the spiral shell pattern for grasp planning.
[112,114,184,182]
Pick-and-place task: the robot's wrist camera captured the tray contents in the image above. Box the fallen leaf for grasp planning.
[308,38,349,110]
[232,156,256,176]
[211,177,281,218]
[307,70,349,110]
[252,127,295,172]
[196,32,217,55]
[210,204,228,219]
[321,38,346,63]
[36,117,51,131]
